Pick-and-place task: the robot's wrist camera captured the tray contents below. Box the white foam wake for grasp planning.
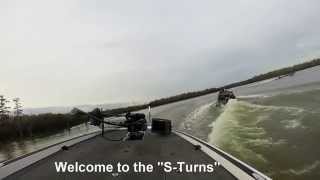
[207,99,305,165]
[280,161,320,175]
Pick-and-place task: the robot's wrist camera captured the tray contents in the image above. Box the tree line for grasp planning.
[102,58,320,116]
[0,96,88,142]
[0,95,23,121]
[1,58,320,142]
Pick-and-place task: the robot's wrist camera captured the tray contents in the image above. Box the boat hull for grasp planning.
[0,129,271,180]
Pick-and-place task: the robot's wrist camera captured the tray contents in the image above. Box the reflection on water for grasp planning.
[0,123,100,162]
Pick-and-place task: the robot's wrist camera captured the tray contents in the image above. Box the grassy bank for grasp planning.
[0,113,87,142]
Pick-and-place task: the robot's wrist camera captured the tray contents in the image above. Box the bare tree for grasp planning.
[13,98,24,137]
[0,95,10,121]
[13,98,23,117]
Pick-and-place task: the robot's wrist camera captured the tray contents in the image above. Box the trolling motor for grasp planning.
[71,108,147,140]
[123,112,147,140]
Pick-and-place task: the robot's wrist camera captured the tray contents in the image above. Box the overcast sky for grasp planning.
[1,0,320,108]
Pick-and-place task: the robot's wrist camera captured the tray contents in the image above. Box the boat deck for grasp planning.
[3,130,236,180]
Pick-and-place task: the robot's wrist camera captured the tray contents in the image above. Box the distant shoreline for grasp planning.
[102,58,320,116]
[1,58,319,143]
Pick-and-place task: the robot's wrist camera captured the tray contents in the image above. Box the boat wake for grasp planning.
[178,85,320,179]
[180,102,222,140]
[279,160,320,176]
[207,100,303,165]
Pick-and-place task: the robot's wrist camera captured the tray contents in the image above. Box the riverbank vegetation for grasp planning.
[1,58,320,142]
[0,96,87,142]
[0,113,87,142]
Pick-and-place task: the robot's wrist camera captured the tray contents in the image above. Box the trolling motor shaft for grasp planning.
[72,108,147,140]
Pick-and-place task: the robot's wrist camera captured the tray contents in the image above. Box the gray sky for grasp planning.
[1,0,320,108]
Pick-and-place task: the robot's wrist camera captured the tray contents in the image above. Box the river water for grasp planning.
[151,65,320,180]
[1,66,320,179]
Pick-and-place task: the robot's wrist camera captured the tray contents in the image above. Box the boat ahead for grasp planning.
[217,89,236,106]
[0,109,271,180]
